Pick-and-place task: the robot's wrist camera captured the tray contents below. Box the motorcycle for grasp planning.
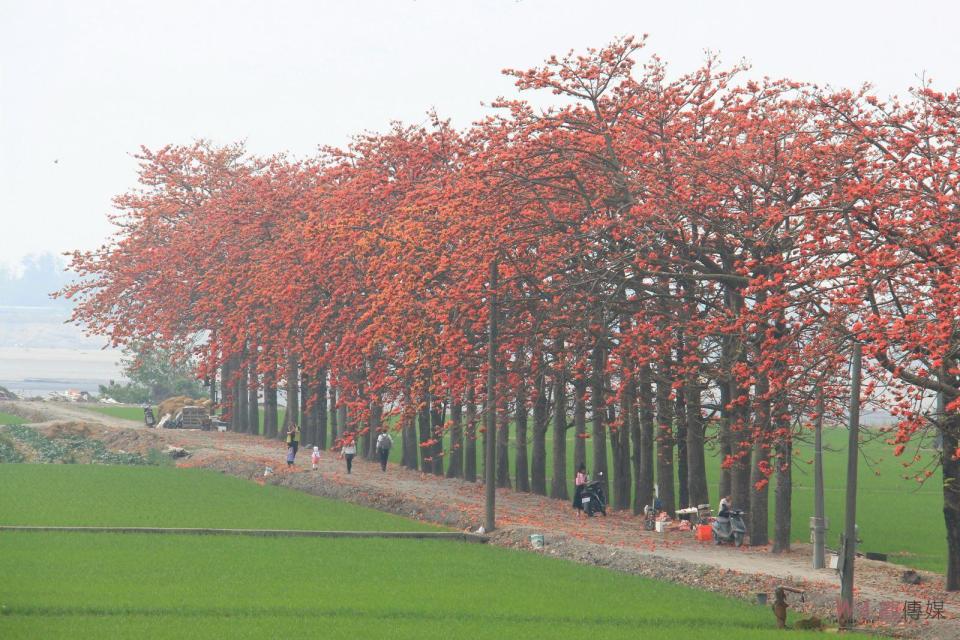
[712,509,747,547]
[580,472,607,517]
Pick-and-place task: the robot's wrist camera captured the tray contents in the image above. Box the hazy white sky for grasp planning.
[3,0,960,270]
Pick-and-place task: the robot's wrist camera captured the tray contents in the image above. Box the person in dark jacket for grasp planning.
[375,430,393,472]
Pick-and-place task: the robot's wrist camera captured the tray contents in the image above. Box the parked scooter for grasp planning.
[712,509,747,546]
[643,504,656,531]
[581,472,607,517]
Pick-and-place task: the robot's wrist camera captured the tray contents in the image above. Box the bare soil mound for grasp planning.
[41,421,99,439]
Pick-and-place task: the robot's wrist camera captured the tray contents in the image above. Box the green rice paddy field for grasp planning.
[0,465,823,639]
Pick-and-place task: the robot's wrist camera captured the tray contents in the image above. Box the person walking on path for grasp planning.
[573,464,588,517]
[286,423,301,459]
[339,432,357,474]
[375,430,393,472]
[286,445,296,467]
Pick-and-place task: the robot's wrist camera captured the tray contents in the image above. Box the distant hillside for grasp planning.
[0,305,107,349]
[0,253,104,349]
[0,253,73,308]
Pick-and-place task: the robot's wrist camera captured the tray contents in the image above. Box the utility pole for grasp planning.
[840,342,861,629]
[812,389,826,569]
[484,259,498,532]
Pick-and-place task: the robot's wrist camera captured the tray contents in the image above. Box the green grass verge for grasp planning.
[0,465,435,531]
[0,411,23,425]
[80,405,149,421]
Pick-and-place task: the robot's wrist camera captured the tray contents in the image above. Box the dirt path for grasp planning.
[4,399,958,638]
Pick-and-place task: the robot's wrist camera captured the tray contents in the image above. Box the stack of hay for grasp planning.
[157,396,212,418]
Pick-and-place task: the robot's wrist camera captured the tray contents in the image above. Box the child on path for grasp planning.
[375,430,393,472]
[286,446,296,467]
[311,446,320,470]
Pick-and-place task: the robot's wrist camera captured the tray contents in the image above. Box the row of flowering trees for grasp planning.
[63,37,960,588]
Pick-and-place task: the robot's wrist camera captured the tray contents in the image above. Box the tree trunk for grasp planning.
[446,394,463,478]
[431,402,444,476]
[484,258,498,532]
[591,342,608,498]
[283,353,299,430]
[530,362,548,496]
[368,398,382,460]
[685,383,709,508]
[771,358,791,553]
[237,353,249,434]
[655,372,675,516]
[310,373,323,449]
[718,380,732,500]
[209,365,218,406]
[338,403,348,437]
[221,356,235,429]
[418,393,431,471]
[943,412,960,590]
[300,372,312,446]
[247,355,259,436]
[361,385,375,460]
[730,379,752,515]
[749,368,772,547]
[515,374,530,492]
[551,367,568,500]
[627,371,642,515]
[316,368,327,449]
[263,363,278,438]
[636,364,655,513]
[496,404,510,488]
[573,379,587,470]
[773,437,792,553]
[402,411,417,470]
[231,356,243,432]
[675,384,689,509]
[613,377,632,511]
[329,386,338,443]
[464,383,477,482]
